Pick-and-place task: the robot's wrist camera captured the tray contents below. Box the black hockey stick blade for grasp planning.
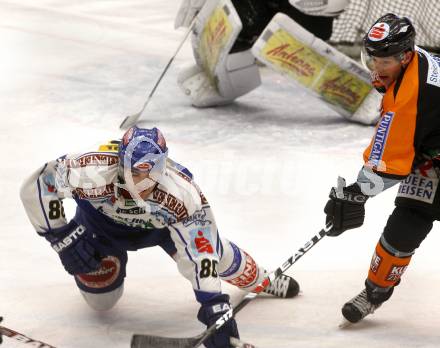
[131,334,255,348]
[131,333,200,348]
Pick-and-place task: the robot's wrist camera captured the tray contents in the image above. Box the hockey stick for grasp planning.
[0,318,56,348]
[130,223,332,348]
[131,335,256,348]
[119,18,196,130]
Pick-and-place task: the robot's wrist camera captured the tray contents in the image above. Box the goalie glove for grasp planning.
[289,0,349,17]
[174,0,207,29]
[324,182,369,236]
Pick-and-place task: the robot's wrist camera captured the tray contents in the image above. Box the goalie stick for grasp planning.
[119,17,197,130]
[0,317,56,348]
[130,223,332,348]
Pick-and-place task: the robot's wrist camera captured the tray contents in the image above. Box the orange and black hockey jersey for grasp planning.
[363,47,440,179]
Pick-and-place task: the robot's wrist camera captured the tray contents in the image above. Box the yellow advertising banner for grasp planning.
[260,28,372,114]
[199,4,234,79]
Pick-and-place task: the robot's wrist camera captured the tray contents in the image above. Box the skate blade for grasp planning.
[338,318,354,329]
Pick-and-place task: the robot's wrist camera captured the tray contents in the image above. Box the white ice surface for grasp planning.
[1,1,440,347]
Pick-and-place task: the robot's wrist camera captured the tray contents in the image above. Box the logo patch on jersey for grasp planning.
[182,208,212,227]
[386,264,408,282]
[424,48,440,88]
[370,251,382,274]
[151,188,189,221]
[42,173,56,195]
[190,228,215,255]
[368,111,394,168]
[225,252,258,289]
[368,22,390,42]
[76,256,121,289]
[69,153,119,168]
[74,184,115,201]
[397,173,438,204]
[219,242,242,278]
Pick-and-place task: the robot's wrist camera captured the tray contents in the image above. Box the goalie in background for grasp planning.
[173,0,386,124]
[323,14,440,324]
[20,126,299,348]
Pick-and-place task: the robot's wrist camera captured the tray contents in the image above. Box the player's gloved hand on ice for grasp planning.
[175,0,207,29]
[41,220,103,275]
[197,294,239,348]
[324,182,368,236]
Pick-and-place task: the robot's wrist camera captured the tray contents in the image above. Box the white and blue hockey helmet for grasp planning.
[117,126,168,196]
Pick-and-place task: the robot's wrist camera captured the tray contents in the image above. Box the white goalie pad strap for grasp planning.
[175,0,208,29]
[288,0,350,17]
[217,50,261,100]
[252,13,374,122]
[178,51,261,107]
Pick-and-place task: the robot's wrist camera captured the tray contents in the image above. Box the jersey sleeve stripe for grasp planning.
[36,163,51,232]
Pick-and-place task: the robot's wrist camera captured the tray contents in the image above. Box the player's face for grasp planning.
[367,52,413,89]
[130,169,155,199]
[369,56,403,88]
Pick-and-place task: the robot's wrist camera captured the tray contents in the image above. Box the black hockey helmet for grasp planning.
[363,13,416,57]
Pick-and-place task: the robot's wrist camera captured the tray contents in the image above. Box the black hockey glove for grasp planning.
[41,220,103,275]
[324,183,368,236]
[197,294,239,348]
[0,316,2,344]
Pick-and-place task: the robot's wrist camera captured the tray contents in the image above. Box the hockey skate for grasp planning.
[340,289,381,326]
[263,274,300,298]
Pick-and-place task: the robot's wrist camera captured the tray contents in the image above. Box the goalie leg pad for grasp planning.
[179,0,261,107]
[218,239,265,291]
[251,13,374,123]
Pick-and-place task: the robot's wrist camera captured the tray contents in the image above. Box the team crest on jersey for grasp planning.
[368,23,390,42]
[368,111,394,169]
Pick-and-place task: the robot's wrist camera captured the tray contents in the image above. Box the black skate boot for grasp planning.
[263,274,300,298]
[341,289,381,323]
[342,281,395,324]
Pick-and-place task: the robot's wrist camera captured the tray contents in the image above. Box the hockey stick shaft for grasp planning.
[130,224,331,348]
[0,325,56,348]
[192,223,332,347]
[119,18,196,130]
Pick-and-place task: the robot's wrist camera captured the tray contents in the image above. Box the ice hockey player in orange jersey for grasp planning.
[323,13,440,323]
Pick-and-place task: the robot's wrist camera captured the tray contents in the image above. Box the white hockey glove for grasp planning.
[289,0,350,17]
[174,0,207,29]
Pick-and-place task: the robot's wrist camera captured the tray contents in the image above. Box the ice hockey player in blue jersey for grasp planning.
[20,126,299,348]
